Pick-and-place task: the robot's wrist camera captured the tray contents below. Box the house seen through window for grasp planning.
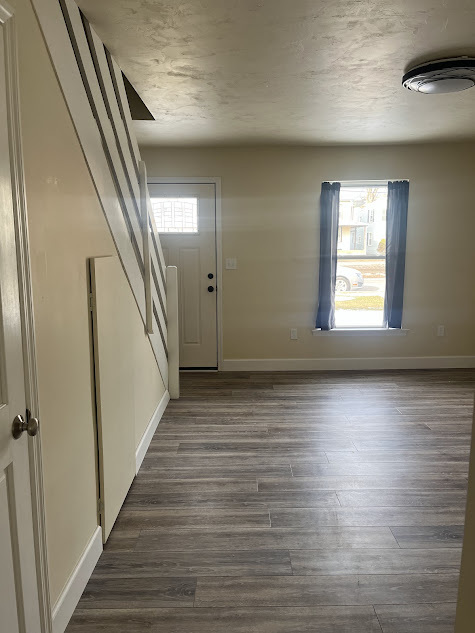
[335,183,388,328]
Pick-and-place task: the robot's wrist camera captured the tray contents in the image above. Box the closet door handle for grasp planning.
[12,411,39,439]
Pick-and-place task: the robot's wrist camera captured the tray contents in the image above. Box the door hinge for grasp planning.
[89,292,94,311]
[97,498,103,516]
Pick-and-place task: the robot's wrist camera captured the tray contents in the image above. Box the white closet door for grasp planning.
[90,256,135,541]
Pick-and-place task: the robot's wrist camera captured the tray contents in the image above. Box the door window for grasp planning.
[151,197,198,233]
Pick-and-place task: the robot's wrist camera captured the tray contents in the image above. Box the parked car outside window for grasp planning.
[336,265,364,292]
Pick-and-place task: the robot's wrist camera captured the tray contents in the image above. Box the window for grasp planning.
[335,184,388,328]
[150,197,198,233]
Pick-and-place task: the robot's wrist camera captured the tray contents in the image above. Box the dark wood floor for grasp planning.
[67,369,474,632]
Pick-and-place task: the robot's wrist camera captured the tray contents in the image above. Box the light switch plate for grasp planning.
[225,258,237,270]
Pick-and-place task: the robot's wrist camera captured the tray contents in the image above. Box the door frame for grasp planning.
[2,4,52,632]
[147,177,223,371]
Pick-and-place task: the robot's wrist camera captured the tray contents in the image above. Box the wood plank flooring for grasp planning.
[67,369,474,632]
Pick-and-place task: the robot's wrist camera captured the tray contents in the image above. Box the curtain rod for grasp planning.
[328,180,409,186]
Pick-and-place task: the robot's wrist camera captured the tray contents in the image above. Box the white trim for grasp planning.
[215,178,224,371]
[312,328,409,337]
[51,392,172,633]
[4,12,51,633]
[135,390,170,473]
[147,177,224,369]
[139,161,153,333]
[148,177,222,184]
[52,527,102,633]
[222,356,475,372]
[30,0,169,388]
[31,0,145,319]
[0,1,13,23]
[166,267,180,400]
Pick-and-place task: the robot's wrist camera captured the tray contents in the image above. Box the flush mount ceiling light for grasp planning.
[402,57,475,94]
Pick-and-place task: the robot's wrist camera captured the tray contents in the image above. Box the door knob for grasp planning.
[12,411,39,440]
[207,286,215,292]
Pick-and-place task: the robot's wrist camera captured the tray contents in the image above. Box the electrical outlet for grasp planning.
[290,328,298,340]
[225,258,237,270]
[437,325,445,337]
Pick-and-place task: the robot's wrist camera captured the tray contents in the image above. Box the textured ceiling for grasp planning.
[76,0,475,146]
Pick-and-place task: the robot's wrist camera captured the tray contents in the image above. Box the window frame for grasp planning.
[315,179,409,335]
[334,181,389,330]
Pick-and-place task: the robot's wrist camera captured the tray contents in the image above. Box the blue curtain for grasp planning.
[316,182,340,330]
[384,180,409,328]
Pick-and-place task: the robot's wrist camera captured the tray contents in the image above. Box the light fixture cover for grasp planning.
[402,57,475,93]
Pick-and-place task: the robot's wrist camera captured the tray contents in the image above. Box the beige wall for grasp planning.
[17,0,165,605]
[142,144,475,361]
[12,0,475,610]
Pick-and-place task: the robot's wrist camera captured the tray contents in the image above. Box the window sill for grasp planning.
[312,328,409,337]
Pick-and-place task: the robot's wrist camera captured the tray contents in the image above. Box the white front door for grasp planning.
[149,182,218,369]
[0,11,41,633]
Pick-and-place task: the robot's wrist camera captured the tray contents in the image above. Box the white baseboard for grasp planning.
[52,526,102,633]
[51,391,171,633]
[135,390,170,473]
[222,356,475,372]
